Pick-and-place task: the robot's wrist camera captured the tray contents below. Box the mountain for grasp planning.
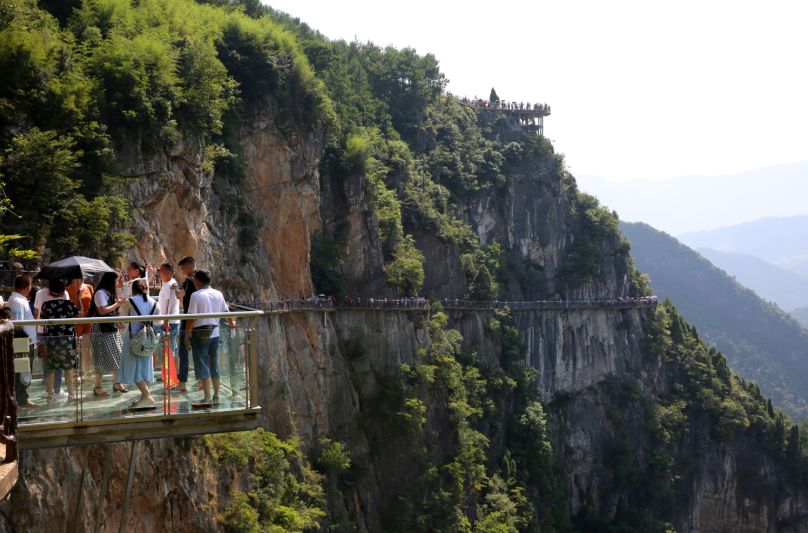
[696,247,808,311]
[576,163,808,235]
[793,306,808,327]
[780,253,808,281]
[621,221,808,418]
[680,215,808,279]
[3,1,808,531]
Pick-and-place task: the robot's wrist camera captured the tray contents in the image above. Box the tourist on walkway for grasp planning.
[121,261,151,299]
[67,277,93,379]
[156,263,180,358]
[40,278,80,402]
[89,271,126,396]
[174,256,197,393]
[8,275,37,408]
[120,280,158,408]
[184,269,234,408]
[33,278,68,395]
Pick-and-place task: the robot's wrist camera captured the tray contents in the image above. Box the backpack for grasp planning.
[129,298,162,357]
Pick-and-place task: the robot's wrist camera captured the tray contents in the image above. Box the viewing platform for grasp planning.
[8,308,263,450]
[4,295,655,450]
[459,97,551,135]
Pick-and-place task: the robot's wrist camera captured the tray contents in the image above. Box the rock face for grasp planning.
[120,113,323,302]
[3,109,808,532]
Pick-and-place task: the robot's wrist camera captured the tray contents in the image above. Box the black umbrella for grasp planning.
[35,256,115,281]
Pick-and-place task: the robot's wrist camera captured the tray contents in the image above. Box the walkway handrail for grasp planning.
[228,297,658,314]
[12,307,263,327]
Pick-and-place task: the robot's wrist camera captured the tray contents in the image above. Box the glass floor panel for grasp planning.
[18,373,248,426]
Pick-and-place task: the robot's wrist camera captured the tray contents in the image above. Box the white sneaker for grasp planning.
[53,391,68,399]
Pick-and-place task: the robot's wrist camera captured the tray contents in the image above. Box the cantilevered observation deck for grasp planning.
[460,98,551,136]
[11,307,263,450]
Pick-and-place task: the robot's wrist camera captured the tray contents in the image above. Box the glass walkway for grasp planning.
[12,308,263,449]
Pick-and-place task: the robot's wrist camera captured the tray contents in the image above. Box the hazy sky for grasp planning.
[265,0,808,182]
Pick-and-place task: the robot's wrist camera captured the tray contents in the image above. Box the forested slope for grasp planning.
[622,221,808,419]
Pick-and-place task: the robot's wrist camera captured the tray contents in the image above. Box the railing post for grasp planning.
[0,322,18,465]
[119,440,139,533]
[248,326,259,409]
[94,444,113,533]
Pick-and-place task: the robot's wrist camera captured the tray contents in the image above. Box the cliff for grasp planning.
[2,2,808,531]
[8,104,807,531]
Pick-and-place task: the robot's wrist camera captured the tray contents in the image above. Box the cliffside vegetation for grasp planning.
[339,306,571,532]
[0,0,331,263]
[622,221,808,419]
[1,0,625,298]
[205,430,326,532]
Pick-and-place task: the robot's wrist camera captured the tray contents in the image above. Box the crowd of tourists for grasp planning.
[461,97,551,113]
[1,256,232,410]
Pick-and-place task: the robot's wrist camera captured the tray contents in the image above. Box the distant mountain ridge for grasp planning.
[696,247,808,311]
[576,161,808,235]
[621,221,808,419]
[680,215,808,280]
[792,307,808,327]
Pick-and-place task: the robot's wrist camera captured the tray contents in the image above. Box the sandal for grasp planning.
[136,397,156,409]
[93,387,109,397]
[113,383,129,393]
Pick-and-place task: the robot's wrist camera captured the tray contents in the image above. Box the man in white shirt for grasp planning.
[184,269,234,407]
[9,274,38,408]
[156,262,181,367]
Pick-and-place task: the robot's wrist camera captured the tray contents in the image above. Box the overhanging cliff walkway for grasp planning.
[458,97,551,135]
[2,308,263,532]
[11,308,263,450]
[238,296,658,314]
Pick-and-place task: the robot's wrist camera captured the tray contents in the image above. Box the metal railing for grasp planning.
[13,308,264,327]
[233,297,658,313]
[12,307,263,430]
[0,322,17,465]
[441,297,658,311]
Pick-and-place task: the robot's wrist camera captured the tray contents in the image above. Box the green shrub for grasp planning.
[315,438,351,475]
[383,235,424,296]
[206,430,326,532]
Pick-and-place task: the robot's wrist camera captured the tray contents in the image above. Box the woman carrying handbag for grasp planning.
[89,271,126,396]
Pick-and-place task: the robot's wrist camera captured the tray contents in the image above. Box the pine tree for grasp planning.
[489,87,500,103]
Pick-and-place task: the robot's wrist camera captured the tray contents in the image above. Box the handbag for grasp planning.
[89,290,119,332]
[99,322,118,333]
[129,299,162,357]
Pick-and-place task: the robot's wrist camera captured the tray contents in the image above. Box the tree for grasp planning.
[0,180,37,262]
[787,424,801,462]
[383,235,425,296]
[489,87,500,103]
[1,128,80,249]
